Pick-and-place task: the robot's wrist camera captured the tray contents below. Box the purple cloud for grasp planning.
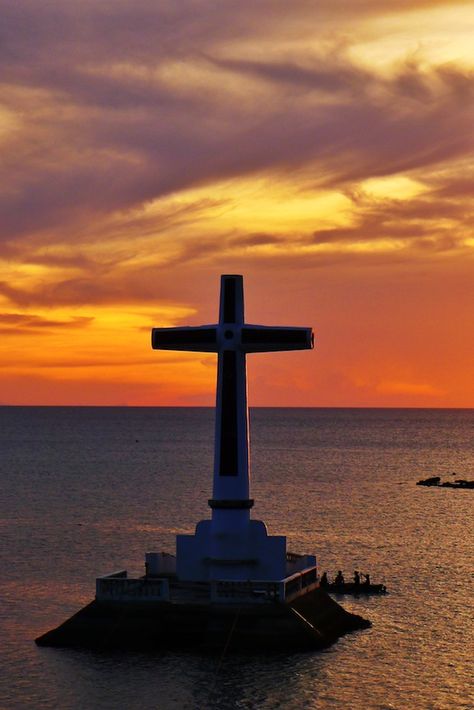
[0,0,472,314]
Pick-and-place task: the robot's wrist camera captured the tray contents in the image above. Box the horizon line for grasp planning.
[1,404,473,410]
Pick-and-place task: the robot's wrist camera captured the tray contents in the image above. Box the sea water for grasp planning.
[0,407,473,710]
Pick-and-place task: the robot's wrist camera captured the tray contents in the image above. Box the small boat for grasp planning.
[324,583,387,596]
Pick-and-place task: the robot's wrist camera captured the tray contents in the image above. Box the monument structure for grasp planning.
[151,274,313,583]
[36,275,370,650]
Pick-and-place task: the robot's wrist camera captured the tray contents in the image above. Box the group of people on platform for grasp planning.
[319,570,371,588]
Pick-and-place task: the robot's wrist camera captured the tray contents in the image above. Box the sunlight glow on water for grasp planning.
[0,407,473,709]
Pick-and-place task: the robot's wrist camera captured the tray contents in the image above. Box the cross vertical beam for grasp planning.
[212,276,250,512]
[151,274,314,520]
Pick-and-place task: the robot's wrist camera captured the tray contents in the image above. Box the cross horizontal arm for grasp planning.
[151,326,218,353]
[241,325,314,353]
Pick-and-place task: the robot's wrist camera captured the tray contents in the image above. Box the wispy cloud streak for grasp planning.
[0,0,473,405]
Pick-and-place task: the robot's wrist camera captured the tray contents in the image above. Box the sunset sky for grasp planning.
[1,0,473,407]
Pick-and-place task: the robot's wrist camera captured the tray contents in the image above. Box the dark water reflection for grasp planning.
[1,407,473,709]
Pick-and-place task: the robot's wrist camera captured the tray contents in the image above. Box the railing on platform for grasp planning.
[286,553,317,576]
[96,565,318,605]
[96,571,170,601]
[211,579,281,603]
[282,566,318,603]
[211,565,318,604]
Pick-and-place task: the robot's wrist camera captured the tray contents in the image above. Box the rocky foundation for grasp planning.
[35,588,370,652]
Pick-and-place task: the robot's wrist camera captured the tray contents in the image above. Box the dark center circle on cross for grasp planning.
[224,330,234,339]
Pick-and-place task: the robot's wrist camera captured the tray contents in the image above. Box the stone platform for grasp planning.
[35,587,370,652]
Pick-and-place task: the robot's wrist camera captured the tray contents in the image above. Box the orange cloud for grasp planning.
[0,0,473,406]
[375,380,444,396]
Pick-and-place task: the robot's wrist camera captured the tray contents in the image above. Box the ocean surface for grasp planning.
[0,407,473,710]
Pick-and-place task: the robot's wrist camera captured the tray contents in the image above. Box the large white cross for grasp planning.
[152,275,314,514]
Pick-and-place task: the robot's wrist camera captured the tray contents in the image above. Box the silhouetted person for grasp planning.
[320,571,329,588]
[334,570,344,585]
[354,570,360,587]
[363,573,370,587]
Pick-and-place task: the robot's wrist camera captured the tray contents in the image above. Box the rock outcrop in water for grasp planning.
[417,476,474,489]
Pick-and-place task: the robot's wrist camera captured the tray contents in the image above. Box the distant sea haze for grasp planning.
[1,407,472,710]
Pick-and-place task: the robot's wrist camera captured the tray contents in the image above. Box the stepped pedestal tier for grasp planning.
[35,275,371,651]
